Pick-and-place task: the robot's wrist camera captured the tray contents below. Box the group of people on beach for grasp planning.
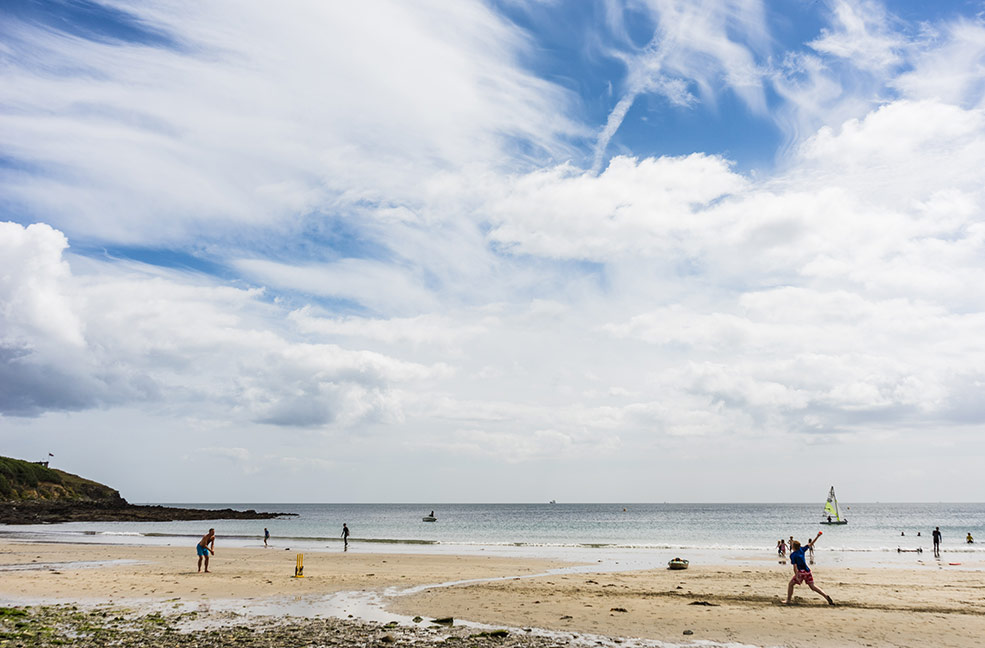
[195,523,353,572]
[777,535,814,564]
[783,525,977,604]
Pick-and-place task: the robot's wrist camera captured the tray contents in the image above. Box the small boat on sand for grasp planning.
[668,558,689,570]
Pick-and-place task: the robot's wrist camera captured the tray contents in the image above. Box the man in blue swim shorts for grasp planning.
[785,531,833,605]
[197,528,215,573]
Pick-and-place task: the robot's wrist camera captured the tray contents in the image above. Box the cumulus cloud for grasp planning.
[0,222,441,426]
[488,154,747,260]
[0,222,110,415]
[0,223,84,350]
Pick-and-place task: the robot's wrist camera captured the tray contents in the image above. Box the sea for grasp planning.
[3,502,984,570]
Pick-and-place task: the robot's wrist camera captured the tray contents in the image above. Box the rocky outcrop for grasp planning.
[0,500,289,524]
[0,455,293,524]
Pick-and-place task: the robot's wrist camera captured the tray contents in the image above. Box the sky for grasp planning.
[2,0,985,504]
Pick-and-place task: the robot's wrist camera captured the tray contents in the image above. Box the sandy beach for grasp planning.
[2,541,984,647]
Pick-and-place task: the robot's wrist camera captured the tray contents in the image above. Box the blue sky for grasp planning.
[3,0,985,502]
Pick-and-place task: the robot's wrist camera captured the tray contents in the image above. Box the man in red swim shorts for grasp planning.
[785,531,833,605]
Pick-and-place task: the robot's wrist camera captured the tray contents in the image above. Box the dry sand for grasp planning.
[3,541,985,647]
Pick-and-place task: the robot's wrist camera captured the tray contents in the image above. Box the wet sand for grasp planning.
[0,542,562,603]
[3,541,985,647]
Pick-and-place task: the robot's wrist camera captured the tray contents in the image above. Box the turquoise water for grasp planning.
[3,502,983,567]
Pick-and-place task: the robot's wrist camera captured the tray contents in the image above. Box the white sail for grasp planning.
[823,486,841,521]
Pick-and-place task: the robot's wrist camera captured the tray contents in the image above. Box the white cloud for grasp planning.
[893,20,985,107]
[0,222,84,350]
[0,0,581,245]
[488,154,747,260]
[289,307,486,349]
[233,258,441,316]
[808,0,903,71]
[0,222,443,426]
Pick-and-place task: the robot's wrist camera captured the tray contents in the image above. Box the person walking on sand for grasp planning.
[197,528,215,573]
[341,523,350,549]
[264,527,270,548]
[785,532,833,605]
[932,527,942,557]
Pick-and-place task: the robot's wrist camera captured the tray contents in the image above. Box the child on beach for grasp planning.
[785,531,833,605]
[777,539,786,558]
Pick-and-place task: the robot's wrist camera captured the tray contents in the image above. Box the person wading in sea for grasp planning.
[785,531,833,605]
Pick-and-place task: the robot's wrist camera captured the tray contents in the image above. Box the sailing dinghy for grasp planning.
[820,486,848,525]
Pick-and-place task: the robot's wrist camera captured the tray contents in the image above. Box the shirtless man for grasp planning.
[197,528,215,573]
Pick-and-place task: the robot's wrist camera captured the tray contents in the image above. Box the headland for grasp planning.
[0,456,292,524]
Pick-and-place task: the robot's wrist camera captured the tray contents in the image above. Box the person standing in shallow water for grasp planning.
[197,528,215,573]
[341,523,350,549]
[264,527,270,548]
[785,532,833,605]
[932,527,942,557]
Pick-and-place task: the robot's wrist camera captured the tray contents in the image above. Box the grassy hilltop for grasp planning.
[0,454,290,523]
[0,455,123,504]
